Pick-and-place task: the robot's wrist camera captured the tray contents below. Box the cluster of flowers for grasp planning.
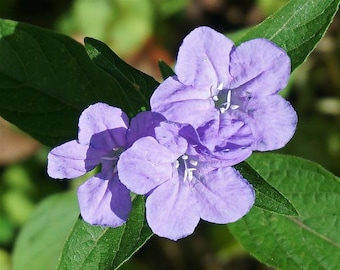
[47,27,297,240]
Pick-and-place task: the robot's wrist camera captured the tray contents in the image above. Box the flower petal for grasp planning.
[127,111,166,147]
[150,77,216,128]
[117,137,177,194]
[154,122,188,157]
[77,173,131,227]
[193,167,255,223]
[47,140,105,179]
[78,103,129,149]
[180,117,253,166]
[199,113,254,150]
[229,38,290,96]
[146,179,200,240]
[245,95,298,151]
[175,26,234,88]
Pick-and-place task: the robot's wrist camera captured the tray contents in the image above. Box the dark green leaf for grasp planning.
[235,161,298,216]
[229,153,340,270]
[158,59,175,80]
[57,195,153,270]
[12,192,79,270]
[236,0,340,71]
[0,19,158,147]
[84,37,159,114]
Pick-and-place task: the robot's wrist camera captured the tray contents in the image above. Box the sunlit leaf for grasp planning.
[237,0,340,71]
[84,37,159,114]
[12,192,79,270]
[0,19,158,147]
[57,195,153,270]
[235,162,297,216]
[229,153,340,270]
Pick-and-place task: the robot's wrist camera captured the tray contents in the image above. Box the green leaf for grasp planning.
[234,161,297,216]
[158,59,175,80]
[57,195,153,270]
[229,153,340,270]
[236,0,340,71]
[12,191,79,270]
[84,37,159,113]
[0,19,158,147]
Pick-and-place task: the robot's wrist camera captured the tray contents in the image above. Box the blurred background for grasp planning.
[0,0,339,269]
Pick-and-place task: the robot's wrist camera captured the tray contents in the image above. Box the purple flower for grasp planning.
[47,103,164,227]
[179,113,254,167]
[117,121,255,240]
[47,26,297,242]
[151,26,297,151]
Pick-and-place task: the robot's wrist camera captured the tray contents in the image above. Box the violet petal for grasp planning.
[193,167,255,223]
[47,140,105,179]
[245,95,298,151]
[175,26,234,88]
[117,137,177,194]
[127,111,166,147]
[77,173,131,227]
[146,178,200,240]
[78,103,129,149]
[229,38,290,96]
[150,77,216,128]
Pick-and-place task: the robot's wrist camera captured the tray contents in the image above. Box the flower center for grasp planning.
[101,147,124,161]
[176,154,198,182]
[212,83,240,113]
[101,147,124,173]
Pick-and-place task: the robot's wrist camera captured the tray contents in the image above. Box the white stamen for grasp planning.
[212,95,219,101]
[181,155,197,182]
[230,104,240,110]
[190,160,198,166]
[101,156,117,161]
[225,90,232,110]
[219,90,240,113]
[217,82,224,90]
[186,168,195,181]
[175,160,180,168]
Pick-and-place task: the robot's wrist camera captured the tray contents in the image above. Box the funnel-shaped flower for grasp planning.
[48,103,165,227]
[151,26,297,151]
[118,122,255,240]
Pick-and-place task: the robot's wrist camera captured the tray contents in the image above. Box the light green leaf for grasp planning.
[0,18,158,147]
[58,0,154,57]
[12,192,79,270]
[57,195,153,270]
[229,153,340,270]
[234,161,297,216]
[157,0,189,18]
[237,0,340,71]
